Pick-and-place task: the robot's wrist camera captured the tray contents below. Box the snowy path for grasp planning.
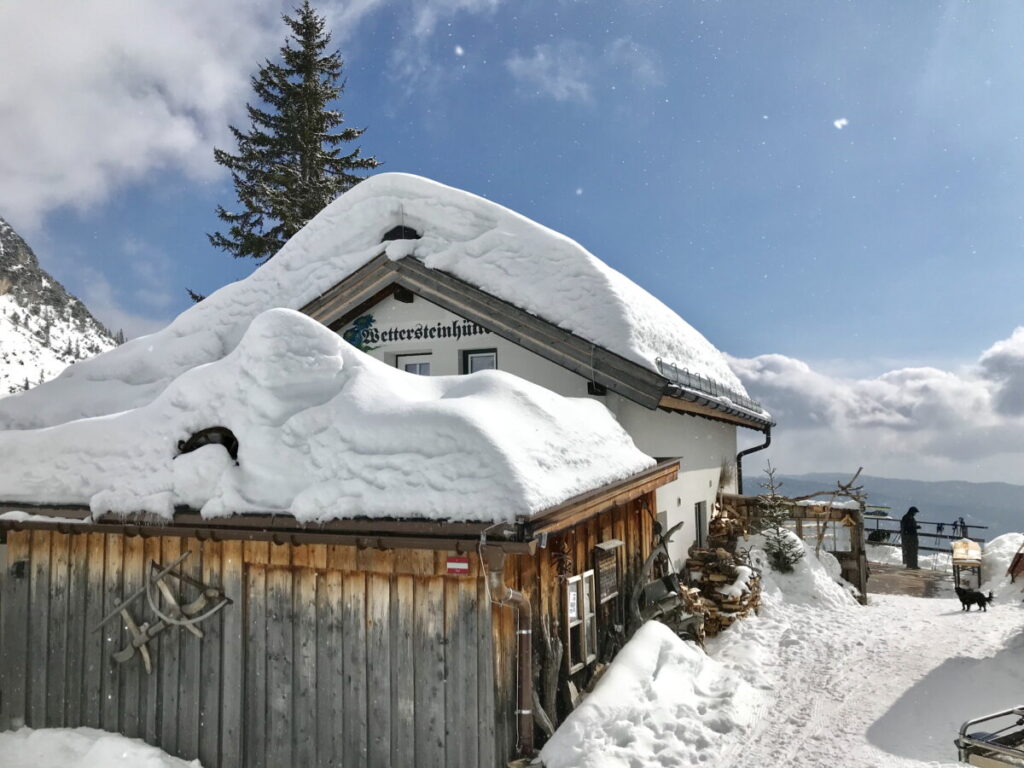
[714,587,1024,768]
[539,537,1024,768]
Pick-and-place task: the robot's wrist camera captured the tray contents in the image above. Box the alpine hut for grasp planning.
[0,174,768,767]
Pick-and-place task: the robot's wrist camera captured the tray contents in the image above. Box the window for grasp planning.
[694,501,708,549]
[461,348,497,374]
[565,570,598,673]
[396,353,431,376]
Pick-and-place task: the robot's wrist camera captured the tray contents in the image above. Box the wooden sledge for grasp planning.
[957,707,1024,766]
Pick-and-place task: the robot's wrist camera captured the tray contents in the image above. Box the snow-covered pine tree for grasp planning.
[756,462,804,573]
[209,0,379,264]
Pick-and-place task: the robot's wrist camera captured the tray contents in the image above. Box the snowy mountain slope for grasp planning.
[0,217,115,396]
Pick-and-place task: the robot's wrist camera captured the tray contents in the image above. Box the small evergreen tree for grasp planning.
[756,462,804,573]
[209,1,379,264]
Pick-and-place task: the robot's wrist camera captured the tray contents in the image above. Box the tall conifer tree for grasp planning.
[209,1,379,263]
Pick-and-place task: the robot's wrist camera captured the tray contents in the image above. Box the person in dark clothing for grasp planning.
[901,506,921,569]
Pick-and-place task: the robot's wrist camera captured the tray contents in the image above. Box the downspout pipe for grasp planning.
[483,546,534,756]
[735,425,771,495]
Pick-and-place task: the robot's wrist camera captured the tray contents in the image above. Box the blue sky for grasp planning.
[3,0,1024,483]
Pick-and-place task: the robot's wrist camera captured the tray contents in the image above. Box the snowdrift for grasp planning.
[0,309,653,522]
[0,173,756,431]
[540,621,758,768]
[0,727,200,768]
[981,532,1024,599]
[749,530,860,610]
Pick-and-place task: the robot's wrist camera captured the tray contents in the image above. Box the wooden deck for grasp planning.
[867,563,951,598]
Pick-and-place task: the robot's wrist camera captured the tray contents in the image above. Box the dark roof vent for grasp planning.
[382,225,420,242]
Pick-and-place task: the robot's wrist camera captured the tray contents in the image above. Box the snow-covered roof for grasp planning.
[0,173,751,430]
[0,309,654,523]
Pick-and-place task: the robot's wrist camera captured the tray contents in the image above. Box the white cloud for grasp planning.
[77,267,170,340]
[387,0,502,87]
[978,326,1024,416]
[506,37,663,104]
[605,37,663,88]
[730,328,1024,483]
[0,1,286,230]
[833,117,849,130]
[506,42,593,103]
[0,0,509,229]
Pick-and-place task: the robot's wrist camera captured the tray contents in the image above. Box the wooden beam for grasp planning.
[525,461,679,538]
[0,519,535,554]
[658,394,768,430]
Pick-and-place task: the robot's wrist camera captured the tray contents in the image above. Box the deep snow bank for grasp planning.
[0,728,200,768]
[0,173,758,431]
[540,621,759,768]
[0,309,653,522]
[981,532,1024,599]
[747,531,860,610]
[540,536,858,768]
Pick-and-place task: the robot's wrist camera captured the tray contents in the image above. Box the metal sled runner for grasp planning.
[957,707,1024,766]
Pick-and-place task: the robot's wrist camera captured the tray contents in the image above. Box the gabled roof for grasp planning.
[0,173,769,431]
[300,253,770,429]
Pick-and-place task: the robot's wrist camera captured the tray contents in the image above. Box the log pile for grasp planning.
[684,510,762,636]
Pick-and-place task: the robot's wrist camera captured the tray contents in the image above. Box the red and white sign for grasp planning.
[446,555,470,575]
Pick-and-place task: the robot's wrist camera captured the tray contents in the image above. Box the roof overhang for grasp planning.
[659,393,773,431]
[0,461,679,553]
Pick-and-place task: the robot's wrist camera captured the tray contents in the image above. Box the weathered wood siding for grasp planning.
[491,495,655,759]
[0,532,497,768]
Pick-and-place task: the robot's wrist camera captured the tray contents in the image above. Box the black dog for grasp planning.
[955,586,994,612]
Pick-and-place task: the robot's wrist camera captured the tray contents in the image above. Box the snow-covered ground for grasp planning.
[542,532,1024,767]
[866,541,955,571]
[0,728,199,767]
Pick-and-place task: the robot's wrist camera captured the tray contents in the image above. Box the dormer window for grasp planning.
[382,225,420,242]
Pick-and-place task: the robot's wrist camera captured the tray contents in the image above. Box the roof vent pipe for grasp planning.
[735,425,771,495]
[482,546,534,756]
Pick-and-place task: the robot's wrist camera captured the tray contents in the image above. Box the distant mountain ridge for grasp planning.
[778,472,1024,539]
[0,216,115,395]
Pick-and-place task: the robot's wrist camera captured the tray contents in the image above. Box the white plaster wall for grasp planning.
[348,295,590,395]
[342,295,739,567]
[612,397,738,566]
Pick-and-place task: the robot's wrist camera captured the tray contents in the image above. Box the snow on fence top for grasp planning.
[0,172,749,430]
[0,309,654,522]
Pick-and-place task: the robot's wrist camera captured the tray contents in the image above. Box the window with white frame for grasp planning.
[565,570,598,673]
[462,348,497,374]
[396,353,432,376]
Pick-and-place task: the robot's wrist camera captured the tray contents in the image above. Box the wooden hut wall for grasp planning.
[491,494,655,757]
[0,530,498,768]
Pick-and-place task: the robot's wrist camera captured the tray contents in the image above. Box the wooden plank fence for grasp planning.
[0,530,498,768]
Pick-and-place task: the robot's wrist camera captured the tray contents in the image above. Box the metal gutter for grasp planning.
[735,424,772,495]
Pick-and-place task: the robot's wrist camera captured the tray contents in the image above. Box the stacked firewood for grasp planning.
[684,539,762,637]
